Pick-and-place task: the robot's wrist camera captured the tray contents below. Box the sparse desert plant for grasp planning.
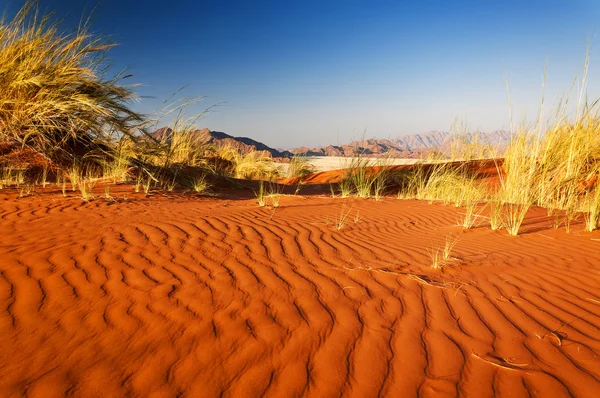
[0,1,143,160]
[456,178,487,228]
[132,169,155,195]
[19,183,35,198]
[287,154,315,178]
[265,181,284,207]
[405,157,487,212]
[135,172,143,193]
[143,173,153,195]
[395,168,421,199]
[255,181,267,206]
[144,122,213,169]
[55,171,68,196]
[0,168,7,189]
[329,183,336,198]
[502,203,532,236]
[338,176,354,198]
[460,202,483,229]
[69,164,81,191]
[338,154,392,199]
[395,91,599,235]
[349,159,376,198]
[253,180,283,207]
[372,164,391,201]
[104,184,112,199]
[408,157,455,202]
[270,192,281,208]
[493,130,538,236]
[488,200,504,230]
[429,248,444,270]
[0,167,25,188]
[161,128,207,167]
[445,120,500,162]
[491,56,600,234]
[563,202,578,233]
[163,175,178,192]
[189,173,211,193]
[583,185,600,232]
[78,174,96,200]
[428,233,461,269]
[294,182,304,195]
[40,166,48,188]
[102,137,134,183]
[552,210,564,229]
[217,146,278,180]
[332,204,353,230]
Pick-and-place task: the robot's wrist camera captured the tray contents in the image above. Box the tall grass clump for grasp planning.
[188,173,211,193]
[143,121,213,169]
[254,180,283,207]
[495,131,536,235]
[216,146,278,180]
[398,151,453,201]
[447,120,499,161]
[583,180,600,231]
[0,167,25,188]
[0,1,143,159]
[287,153,315,178]
[101,136,135,182]
[398,153,486,207]
[495,57,600,234]
[488,199,504,230]
[337,154,391,199]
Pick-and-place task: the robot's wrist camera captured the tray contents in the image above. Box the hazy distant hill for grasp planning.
[148,128,512,160]
[292,130,512,157]
[395,131,449,150]
[150,128,293,158]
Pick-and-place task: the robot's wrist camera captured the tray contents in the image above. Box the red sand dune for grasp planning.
[1,183,600,397]
[283,159,504,187]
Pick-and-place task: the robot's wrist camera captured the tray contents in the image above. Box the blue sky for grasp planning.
[5,0,600,148]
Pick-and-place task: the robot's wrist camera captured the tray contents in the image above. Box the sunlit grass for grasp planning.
[0,1,142,160]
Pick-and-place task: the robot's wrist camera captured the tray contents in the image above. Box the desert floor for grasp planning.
[1,185,599,397]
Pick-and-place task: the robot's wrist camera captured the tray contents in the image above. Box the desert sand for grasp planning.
[1,181,599,397]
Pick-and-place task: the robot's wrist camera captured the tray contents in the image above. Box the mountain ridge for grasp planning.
[150,128,293,158]
[149,128,512,159]
[291,130,512,157]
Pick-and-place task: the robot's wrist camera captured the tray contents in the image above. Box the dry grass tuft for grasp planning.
[287,154,315,178]
[428,233,461,269]
[0,1,142,160]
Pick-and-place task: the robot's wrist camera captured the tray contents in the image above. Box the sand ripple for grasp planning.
[0,193,599,397]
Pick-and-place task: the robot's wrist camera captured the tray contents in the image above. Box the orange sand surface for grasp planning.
[1,186,599,397]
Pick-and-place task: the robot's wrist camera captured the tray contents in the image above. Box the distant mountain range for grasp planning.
[150,128,293,158]
[150,128,512,159]
[292,130,512,157]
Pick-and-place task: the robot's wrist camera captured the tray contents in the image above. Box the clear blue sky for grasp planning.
[5,0,600,148]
